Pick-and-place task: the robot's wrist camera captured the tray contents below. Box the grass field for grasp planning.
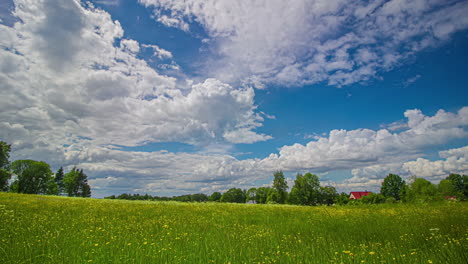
[0,193,467,264]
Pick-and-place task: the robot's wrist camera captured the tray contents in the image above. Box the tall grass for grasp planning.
[1,193,467,263]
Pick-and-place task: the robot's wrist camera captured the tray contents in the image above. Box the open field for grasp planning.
[0,193,467,264]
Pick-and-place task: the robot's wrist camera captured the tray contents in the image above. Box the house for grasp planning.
[246,200,257,204]
[349,191,372,200]
[444,196,457,201]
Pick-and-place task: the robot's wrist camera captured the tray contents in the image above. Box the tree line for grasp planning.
[106,171,468,205]
[0,141,91,197]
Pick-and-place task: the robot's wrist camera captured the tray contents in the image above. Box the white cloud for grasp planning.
[142,44,173,59]
[403,146,468,180]
[262,108,467,173]
[140,0,468,87]
[95,0,120,6]
[0,0,270,163]
[120,39,140,54]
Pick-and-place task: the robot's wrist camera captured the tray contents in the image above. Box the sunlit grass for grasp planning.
[1,193,467,263]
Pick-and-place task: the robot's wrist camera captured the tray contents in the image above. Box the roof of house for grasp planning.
[349,191,372,199]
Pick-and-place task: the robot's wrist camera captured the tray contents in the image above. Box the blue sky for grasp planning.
[0,0,467,197]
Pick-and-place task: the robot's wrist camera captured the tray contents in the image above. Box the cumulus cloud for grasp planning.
[142,44,173,59]
[0,0,270,164]
[403,146,468,180]
[140,0,468,87]
[263,107,468,172]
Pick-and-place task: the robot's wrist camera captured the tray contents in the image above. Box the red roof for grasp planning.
[349,192,372,199]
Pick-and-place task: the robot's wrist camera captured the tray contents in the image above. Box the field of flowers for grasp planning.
[0,193,467,263]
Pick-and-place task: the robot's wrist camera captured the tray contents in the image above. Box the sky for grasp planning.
[0,0,467,198]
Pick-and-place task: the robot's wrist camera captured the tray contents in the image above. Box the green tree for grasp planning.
[463,175,468,200]
[63,168,91,197]
[46,179,59,195]
[220,188,245,203]
[246,187,257,202]
[191,193,208,202]
[266,190,280,204]
[360,193,386,204]
[445,174,464,198]
[11,160,54,194]
[380,174,405,200]
[438,179,457,197]
[209,192,222,202]
[288,173,321,205]
[399,181,409,202]
[255,187,274,204]
[334,192,350,205]
[272,171,288,204]
[0,169,11,192]
[55,167,64,194]
[0,141,11,168]
[406,177,438,202]
[320,186,338,205]
[0,141,12,191]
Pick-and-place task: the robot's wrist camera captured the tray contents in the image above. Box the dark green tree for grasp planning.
[246,187,257,202]
[0,141,11,168]
[191,193,208,202]
[445,174,464,197]
[0,169,11,192]
[63,168,91,197]
[438,179,457,197]
[220,188,245,203]
[11,160,55,194]
[209,192,222,202]
[266,190,280,204]
[380,174,405,200]
[255,187,274,204]
[463,175,468,199]
[0,141,12,191]
[55,167,64,194]
[334,192,350,205]
[320,186,338,205]
[288,173,321,205]
[272,170,288,204]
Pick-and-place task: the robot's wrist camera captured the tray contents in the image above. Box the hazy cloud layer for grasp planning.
[140,0,468,87]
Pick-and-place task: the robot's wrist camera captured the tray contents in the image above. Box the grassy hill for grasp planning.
[0,193,467,263]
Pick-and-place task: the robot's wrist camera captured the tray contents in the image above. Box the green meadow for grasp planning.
[0,193,467,264]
